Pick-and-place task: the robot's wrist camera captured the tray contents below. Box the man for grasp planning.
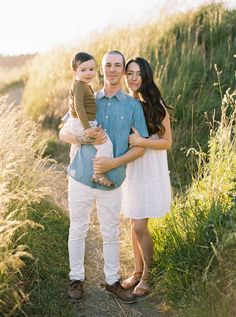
[60,50,148,304]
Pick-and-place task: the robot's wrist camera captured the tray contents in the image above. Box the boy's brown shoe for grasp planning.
[105,281,136,304]
[68,280,84,301]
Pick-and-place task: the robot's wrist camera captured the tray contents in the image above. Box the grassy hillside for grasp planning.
[1,4,235,316]
[22,3,236,189]
[0,54,35,94]
[0,54,36,68]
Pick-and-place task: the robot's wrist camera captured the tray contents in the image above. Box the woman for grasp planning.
[121,57,172,297]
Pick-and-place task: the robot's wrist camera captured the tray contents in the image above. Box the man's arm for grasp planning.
[93,146,145,174]
[59,125,107,145]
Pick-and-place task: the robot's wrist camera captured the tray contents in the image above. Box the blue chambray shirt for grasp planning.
[68,89,148,190]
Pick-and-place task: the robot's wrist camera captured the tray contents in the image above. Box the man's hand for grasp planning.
[93,157,117,173]
[85,126,107,145]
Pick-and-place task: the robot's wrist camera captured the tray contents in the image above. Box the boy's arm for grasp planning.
[74,83,90,129]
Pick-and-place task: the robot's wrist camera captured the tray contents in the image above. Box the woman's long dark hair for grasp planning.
[126,57,172,136]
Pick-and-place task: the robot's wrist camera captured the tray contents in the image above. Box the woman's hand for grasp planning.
[128,127,143,147]
[93,157,116,173]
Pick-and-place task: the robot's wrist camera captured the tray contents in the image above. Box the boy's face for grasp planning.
[101,53,125,86]
[74,59,96,84]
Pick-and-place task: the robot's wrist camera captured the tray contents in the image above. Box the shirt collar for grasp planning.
[96,89,127,101]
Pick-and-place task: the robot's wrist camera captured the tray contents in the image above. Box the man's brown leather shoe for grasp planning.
[105,281,136,304]
[68,280,84,301]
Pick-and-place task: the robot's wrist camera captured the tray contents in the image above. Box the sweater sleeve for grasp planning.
[73,83,90,129]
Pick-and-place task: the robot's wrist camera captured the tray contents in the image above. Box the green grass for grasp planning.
[149,88,236,316]
[37,129,70,164]
[0,98,66,316]
[14,200,78,317]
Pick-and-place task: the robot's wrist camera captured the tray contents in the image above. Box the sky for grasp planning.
[0,0,235,56]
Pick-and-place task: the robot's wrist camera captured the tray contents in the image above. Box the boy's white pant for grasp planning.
[66,118,113,161]
[68,176,121,285]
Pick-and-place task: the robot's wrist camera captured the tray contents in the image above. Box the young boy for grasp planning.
[66,52,114,188]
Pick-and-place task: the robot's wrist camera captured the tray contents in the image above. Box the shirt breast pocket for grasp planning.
[112,114,130,129]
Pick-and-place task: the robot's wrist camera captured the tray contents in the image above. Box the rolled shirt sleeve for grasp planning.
[131,100,149,138]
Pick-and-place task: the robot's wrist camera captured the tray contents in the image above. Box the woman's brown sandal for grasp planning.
[132,277,150,297]
[121,272,142,290]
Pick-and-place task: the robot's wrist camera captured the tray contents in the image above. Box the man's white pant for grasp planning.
[68,176,121,285]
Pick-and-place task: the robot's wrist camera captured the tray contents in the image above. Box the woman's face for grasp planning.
[125,62,142,93]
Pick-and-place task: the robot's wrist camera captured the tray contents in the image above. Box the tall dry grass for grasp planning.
[23,47,72,126]
[0,97,61,316]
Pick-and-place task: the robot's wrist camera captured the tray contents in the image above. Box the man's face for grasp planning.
[101,53,125,86]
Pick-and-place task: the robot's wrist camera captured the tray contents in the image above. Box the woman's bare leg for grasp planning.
[132,218,153,296]
[121,220,143,289]
[131,220,144,273]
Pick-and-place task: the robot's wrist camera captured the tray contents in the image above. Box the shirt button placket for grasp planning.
[106,99,110,119]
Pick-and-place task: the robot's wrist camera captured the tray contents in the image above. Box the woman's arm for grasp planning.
[129,112,172,150]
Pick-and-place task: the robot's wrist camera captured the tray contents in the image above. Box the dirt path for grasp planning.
[81,208,170,317]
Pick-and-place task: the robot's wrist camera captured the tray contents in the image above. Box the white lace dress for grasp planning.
[122,134,171,219]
